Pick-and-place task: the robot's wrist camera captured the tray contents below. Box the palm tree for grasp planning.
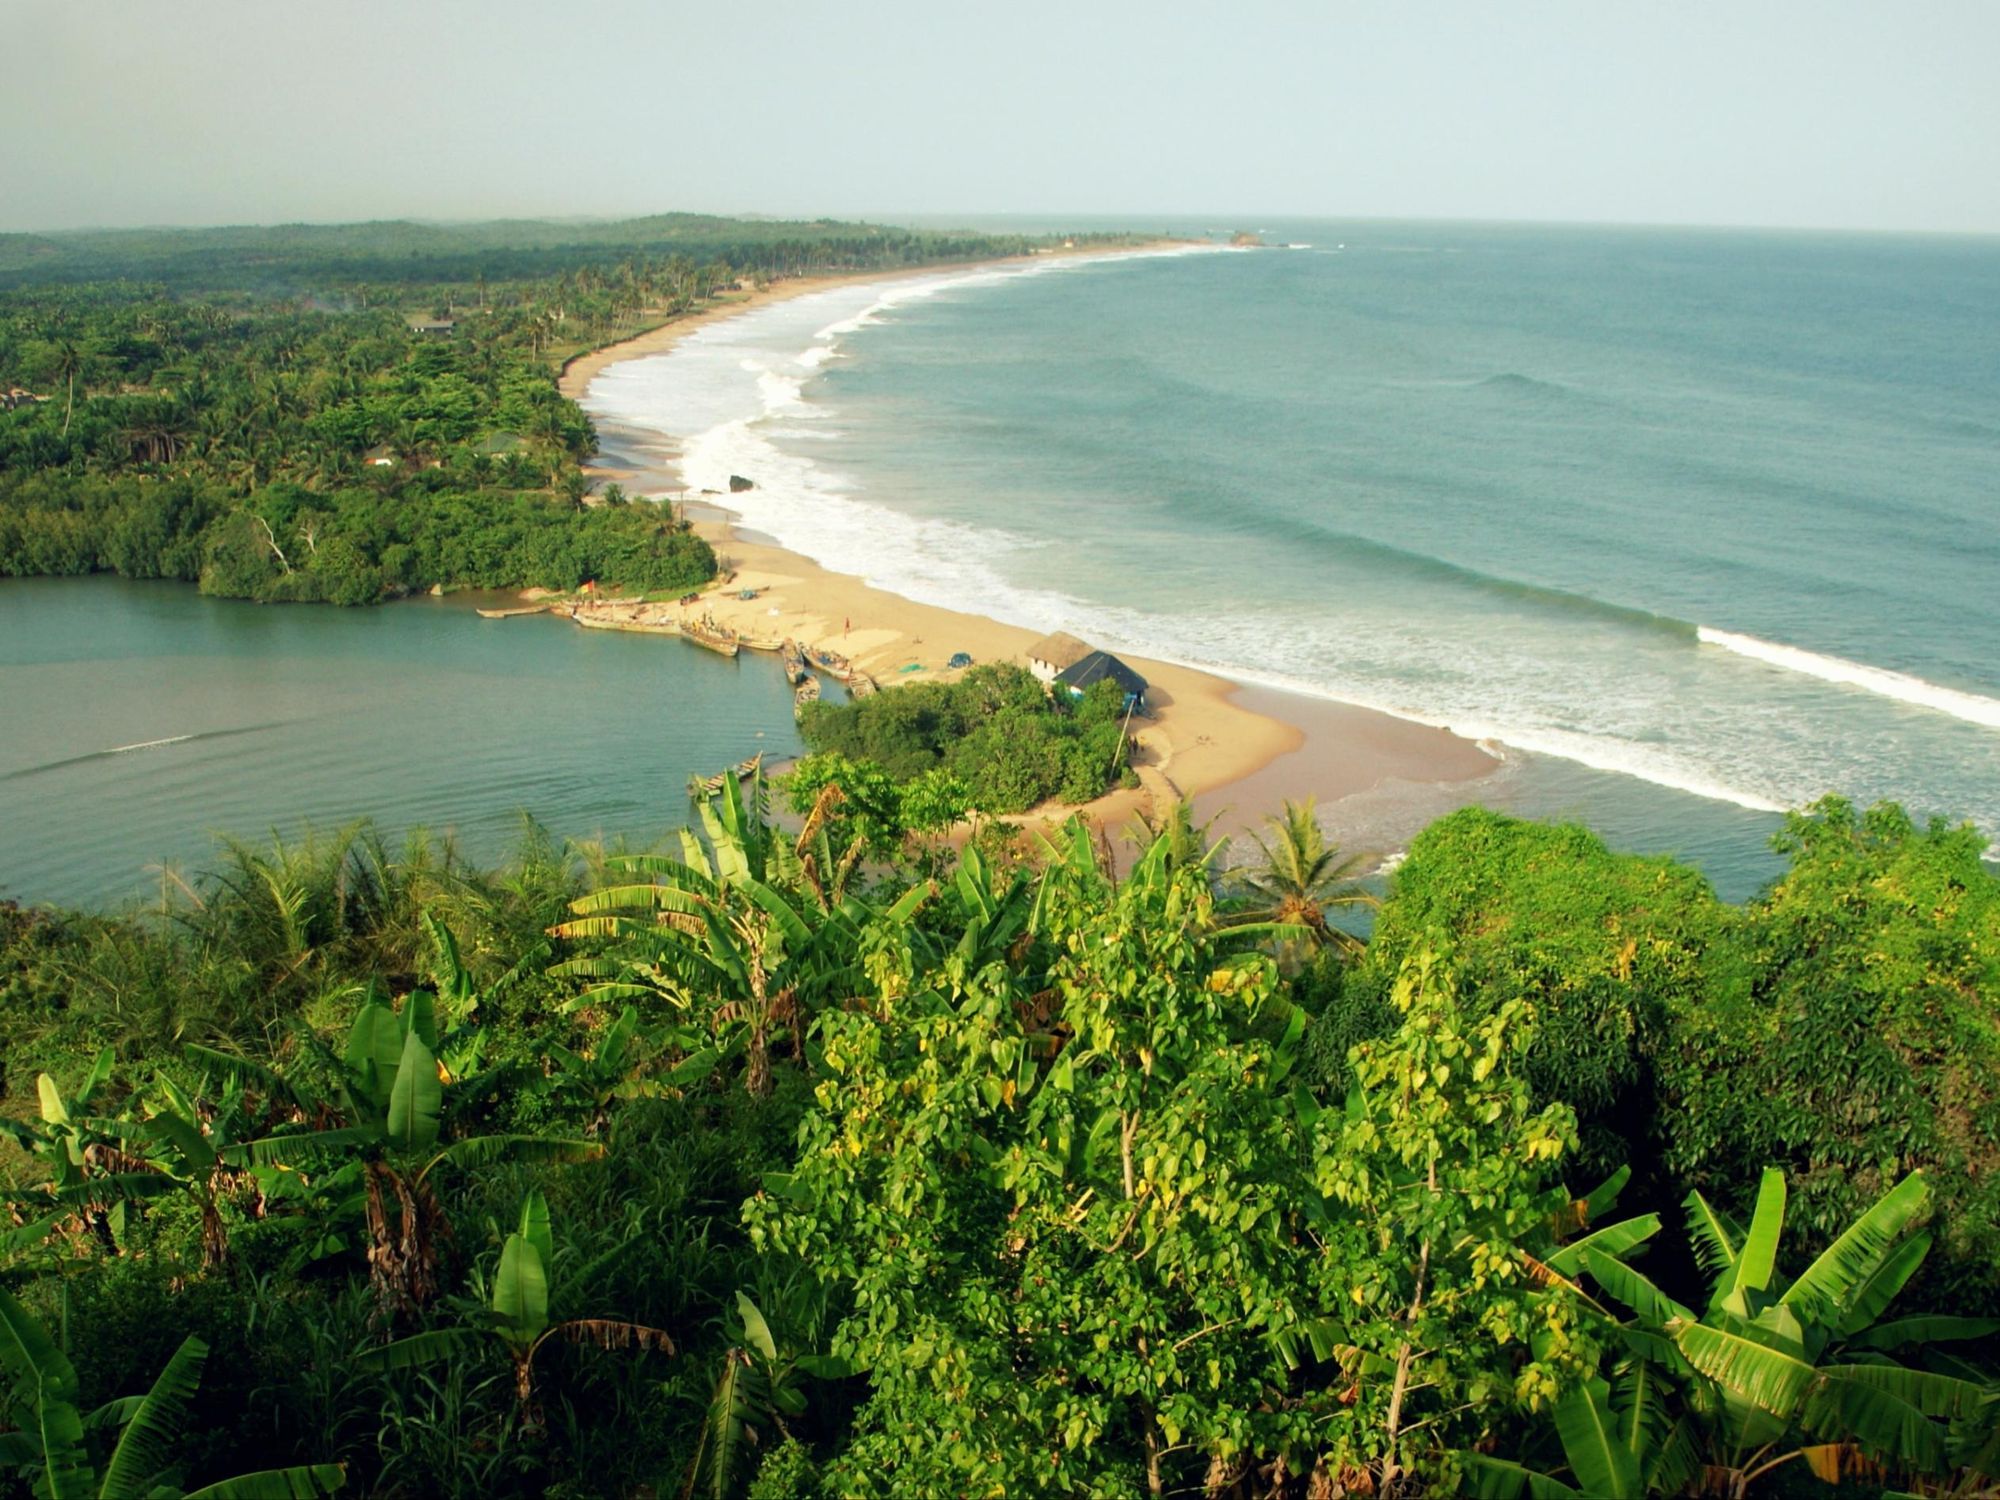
[52,338,84,437]
[1226,797,1376,961]
[1123,797,1224,874]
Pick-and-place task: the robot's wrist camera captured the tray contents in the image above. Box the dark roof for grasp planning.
[1055,650,1147,698]
[1026,631,1093,669]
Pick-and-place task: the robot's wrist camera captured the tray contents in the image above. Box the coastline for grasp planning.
[555,251,1503,843]
[557,242,1185,406]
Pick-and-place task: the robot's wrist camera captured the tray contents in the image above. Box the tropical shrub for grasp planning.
[796,664,1136,813]
[1656,798,2000,1312]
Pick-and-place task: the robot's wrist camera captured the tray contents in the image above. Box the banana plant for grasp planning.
[0,1047,171,1259]
[1474,1168,2000,1497]
[544,1004,681,1134]
[80,1072,280,1270]
[194,986,601,1318]
[357,1187,674,1413]
[684,1287,852,1500]
[552,773,901,1097]
[0,1285,344,1498]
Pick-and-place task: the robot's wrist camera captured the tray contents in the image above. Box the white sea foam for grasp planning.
[105,735,195,755]
[1698,627,2000,731]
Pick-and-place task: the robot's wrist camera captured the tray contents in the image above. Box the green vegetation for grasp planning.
[0,788,1994,1496]
[0,214,1059,294]
[0,215,1110,603]
[1336,799,2000,1313]
[796,662,1139,812]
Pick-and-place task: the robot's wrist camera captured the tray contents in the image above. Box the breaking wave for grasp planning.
[1698,628,2000,730]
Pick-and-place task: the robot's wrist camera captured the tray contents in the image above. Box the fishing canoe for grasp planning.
[688,753,765,798]
[681,617,741,658]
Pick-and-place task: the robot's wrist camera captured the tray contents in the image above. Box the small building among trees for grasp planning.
[1026,631,1093,685]
[407,318,456,338]
[1055,650,1149,713]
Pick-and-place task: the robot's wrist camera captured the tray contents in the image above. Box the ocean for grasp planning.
[585,221,2000,900]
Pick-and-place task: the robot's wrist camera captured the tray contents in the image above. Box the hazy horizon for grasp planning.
[8,208,2000,245]
[7,0,1998,238]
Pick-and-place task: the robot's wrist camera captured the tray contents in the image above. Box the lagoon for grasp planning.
[0,578,801,908]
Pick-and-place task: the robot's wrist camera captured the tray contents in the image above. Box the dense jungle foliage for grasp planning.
[1,786,1994,1498]
[796,663,1140,812]
[0,215,1094,603]
[0,215,1053,293]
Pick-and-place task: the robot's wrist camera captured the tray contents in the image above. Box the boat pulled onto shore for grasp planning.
[680,615,742,658]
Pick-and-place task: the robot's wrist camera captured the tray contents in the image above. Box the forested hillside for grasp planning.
[2,787,1993,1497]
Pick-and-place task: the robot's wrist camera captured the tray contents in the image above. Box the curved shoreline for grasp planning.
[561,254,1502,841]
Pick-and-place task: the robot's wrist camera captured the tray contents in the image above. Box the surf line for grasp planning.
[1699,627,2000,731]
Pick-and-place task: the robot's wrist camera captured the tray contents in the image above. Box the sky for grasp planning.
[5,0,1998,236]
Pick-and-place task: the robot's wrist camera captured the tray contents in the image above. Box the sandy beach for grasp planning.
[550,252,1502,844]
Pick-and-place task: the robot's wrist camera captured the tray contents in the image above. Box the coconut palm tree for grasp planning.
[1124,797,1225,875]
[52,337,84,437]
[1225,797,1376,960]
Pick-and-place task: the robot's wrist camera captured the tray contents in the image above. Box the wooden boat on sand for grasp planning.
[846,671,877,699]
[681,616,741,658]
[571,612,680,635]
[809,646,851,679]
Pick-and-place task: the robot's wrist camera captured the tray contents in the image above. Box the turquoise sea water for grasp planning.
[586,223,2000,899]
[0,580,799,908]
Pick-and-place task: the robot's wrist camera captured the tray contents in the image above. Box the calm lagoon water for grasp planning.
[0,579,800,908]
